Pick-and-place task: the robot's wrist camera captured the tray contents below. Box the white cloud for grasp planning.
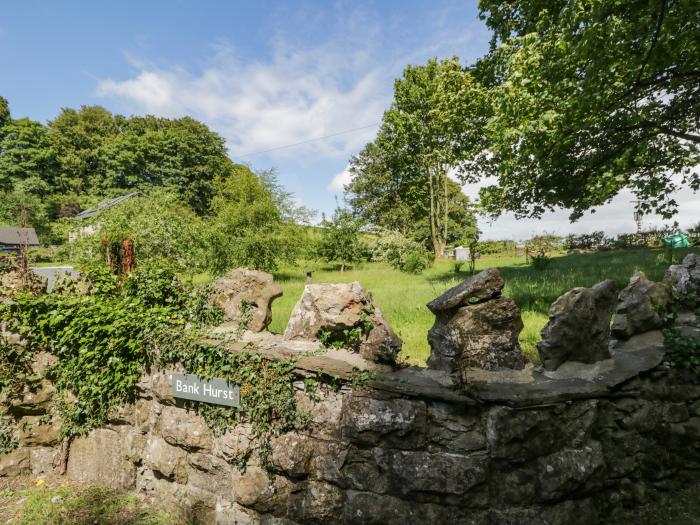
[328,165,353,192]
[96,41,388,160]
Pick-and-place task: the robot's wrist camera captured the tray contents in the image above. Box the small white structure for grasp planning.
[454,246,471,261]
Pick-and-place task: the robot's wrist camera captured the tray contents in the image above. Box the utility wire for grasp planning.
[234,122,380,158]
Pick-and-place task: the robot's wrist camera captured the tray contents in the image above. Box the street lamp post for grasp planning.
[633,209,643,234]
[631,201,643,234]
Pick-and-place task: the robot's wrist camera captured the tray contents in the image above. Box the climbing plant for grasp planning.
[663,327,700,374]
[0,264,312,470]
[317,304,375,351]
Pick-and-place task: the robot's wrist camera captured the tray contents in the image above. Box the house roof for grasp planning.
[74,191,141,219]
[0,227,40,246]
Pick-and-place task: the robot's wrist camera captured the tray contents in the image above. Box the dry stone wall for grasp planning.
[2,326,699,525]
[2,258,700,524]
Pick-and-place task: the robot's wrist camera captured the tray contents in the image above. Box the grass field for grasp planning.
[266,248,699,365]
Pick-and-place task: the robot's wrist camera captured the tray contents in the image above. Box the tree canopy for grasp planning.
[476,0,700,219]
[0,102,232,219]
[205,164,304,274]
[350,0,700,227]
[316,207,363,271]
[346,58,480,258]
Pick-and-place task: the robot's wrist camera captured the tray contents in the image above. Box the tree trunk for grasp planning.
[428,167,440,259]
[443,167,449,249]
[427,163,449,260]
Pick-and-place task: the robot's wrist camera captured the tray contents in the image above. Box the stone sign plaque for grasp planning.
[171,373,240,408]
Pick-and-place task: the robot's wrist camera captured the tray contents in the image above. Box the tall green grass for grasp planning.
[269,248,699,365]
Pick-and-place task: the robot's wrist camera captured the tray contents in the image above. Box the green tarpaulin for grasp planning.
[662,233,691,249]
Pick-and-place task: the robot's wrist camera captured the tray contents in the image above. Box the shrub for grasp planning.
[402,251,429,274]
[663,327,700,373]
[525,234,562,270]
[563,231,607,250]
[316,207,363,271]
[530,254,552,271]
[68,190,208,274]
[475,239,516,256]
[370,229,431,273]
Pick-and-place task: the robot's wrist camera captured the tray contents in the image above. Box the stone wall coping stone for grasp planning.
[216,327,674,408]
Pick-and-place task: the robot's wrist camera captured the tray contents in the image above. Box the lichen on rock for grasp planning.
[612,272,671,340]
[283,281,402,364]
[427,268,526,375]
[209,268,283,333]
[537,279,618,371]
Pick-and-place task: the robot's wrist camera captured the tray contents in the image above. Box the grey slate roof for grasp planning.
[0,227,40,246]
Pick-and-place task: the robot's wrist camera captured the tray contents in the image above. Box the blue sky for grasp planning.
[2,1,697,239]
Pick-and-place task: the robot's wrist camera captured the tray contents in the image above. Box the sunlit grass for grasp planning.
[267,248,698,366]
[0,480,184,525]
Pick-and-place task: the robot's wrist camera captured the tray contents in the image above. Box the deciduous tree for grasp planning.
[0,118,58,192]
[317,207,363,272]
[476,0,700,219]
[347,58,482,258]
[205,164,302,273]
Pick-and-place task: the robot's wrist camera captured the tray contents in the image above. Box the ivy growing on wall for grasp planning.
[661,291,700,374]
[317,304,375,351]
[664,327,700,374]
[0,265,310,470]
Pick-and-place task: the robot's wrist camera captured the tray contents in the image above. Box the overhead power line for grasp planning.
[234,122,380,158]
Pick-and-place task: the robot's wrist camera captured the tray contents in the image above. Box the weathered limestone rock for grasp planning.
[214,424,254,464]
[486,401,599,462]
[284,282,402,363]
[157,405,213,451]
[309,440,348,485]
[1,320,699,523]
[612,272,671,339]
[342,491,489,525]
[18,416,61,447]
[374,448,489,496]
[210,268,283,332]
[427,403,486,453]
[665,253,700,296]
[66,428,136,489]
[295,387,344,440]
[144,436,188,482]
[232,467,294,514]
[537,279,618,371]
[489,499,598,525]
[136,370,178,406]
[270,432,317,477]
[536,441,605,502]
[288,480,345,523]
[341,396,427,448]
[427,269,525,374]
[6,380,55,415]
[427,268,504,313]
[29,446,59,475]
[138,471,220,524]
[432,297,526,373]
[233,465,274,507]
[0,448,30,477]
